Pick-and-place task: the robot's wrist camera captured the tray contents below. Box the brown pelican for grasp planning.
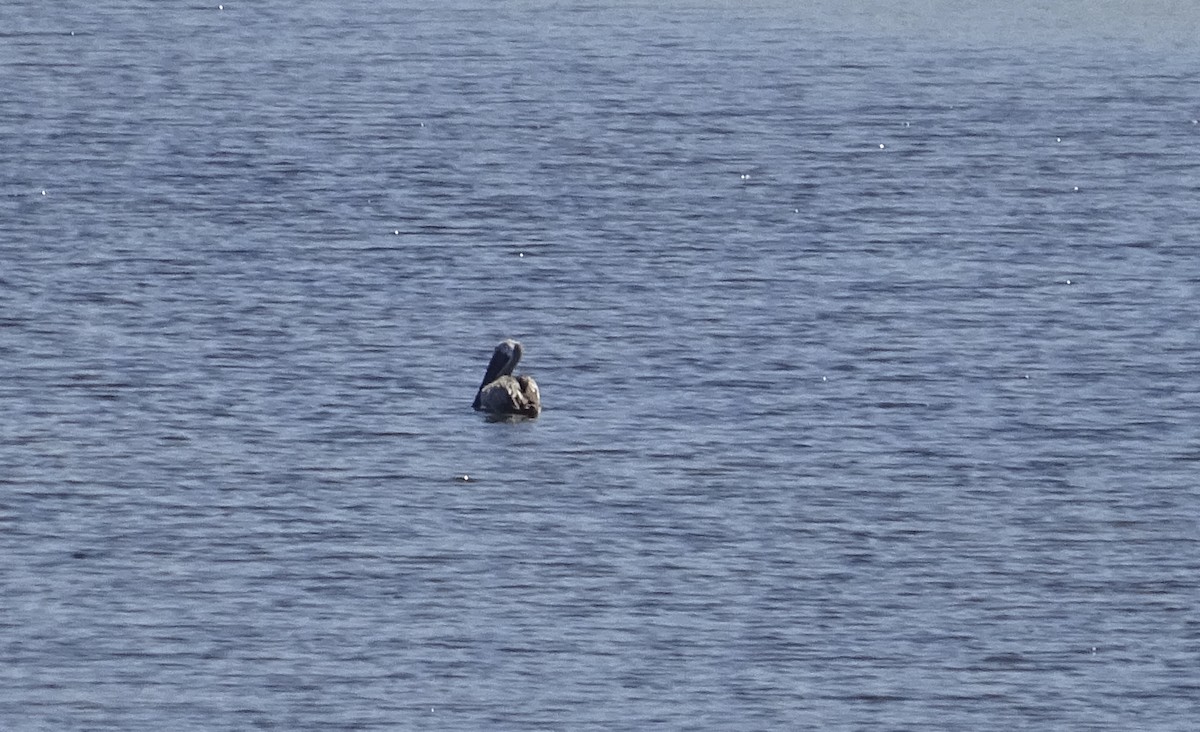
[472,339,541,418]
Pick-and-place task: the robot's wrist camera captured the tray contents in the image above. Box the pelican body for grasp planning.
[473,339,541,418]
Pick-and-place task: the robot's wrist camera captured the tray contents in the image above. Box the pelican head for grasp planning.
[472,339,541,418]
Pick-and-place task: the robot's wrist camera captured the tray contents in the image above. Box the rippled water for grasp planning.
[3,2,1199,729]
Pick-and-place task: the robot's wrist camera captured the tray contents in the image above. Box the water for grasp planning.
[3,1,1199,729]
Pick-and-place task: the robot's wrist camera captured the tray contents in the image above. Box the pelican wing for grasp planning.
[478,375,541,417]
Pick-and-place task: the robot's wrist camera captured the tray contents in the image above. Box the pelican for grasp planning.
[472,339,541,418]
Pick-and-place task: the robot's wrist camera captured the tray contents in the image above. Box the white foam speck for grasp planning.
[41,190,46,195]
[878,143,885,149]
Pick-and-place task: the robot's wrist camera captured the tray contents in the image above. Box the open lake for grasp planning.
[3,1,1198,729]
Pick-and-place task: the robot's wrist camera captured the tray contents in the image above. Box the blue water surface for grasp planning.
[2,1,1199,729]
